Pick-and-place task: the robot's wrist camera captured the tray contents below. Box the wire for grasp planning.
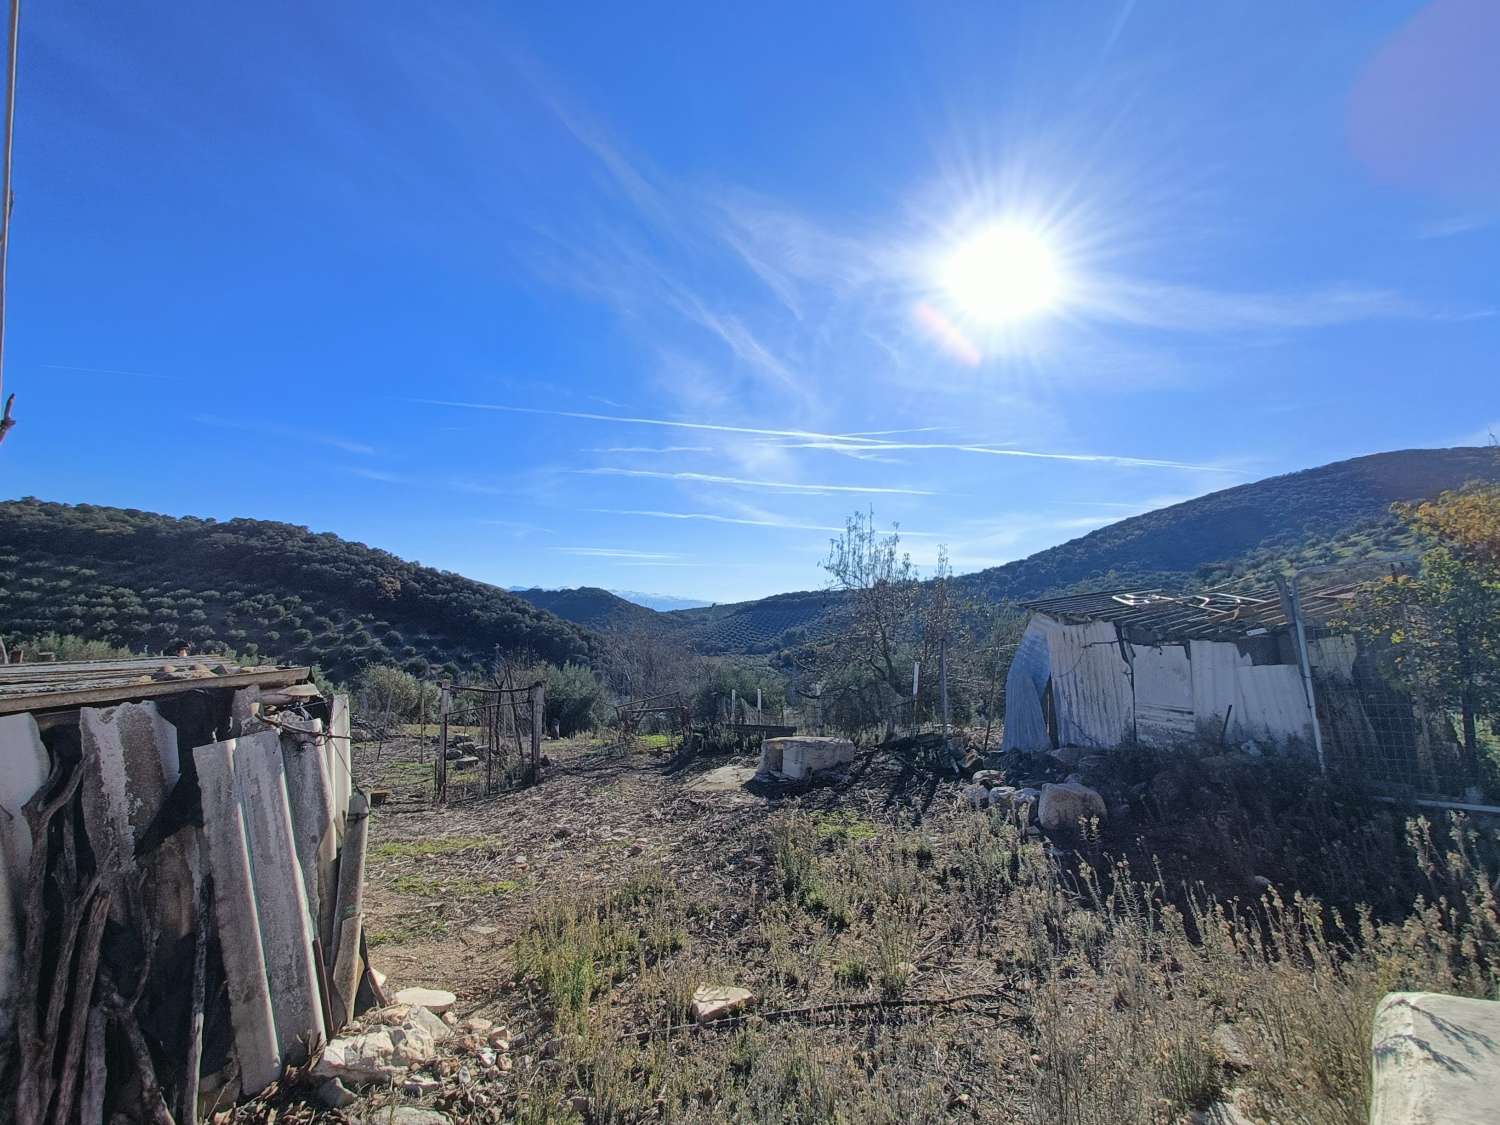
[0,0,18,445]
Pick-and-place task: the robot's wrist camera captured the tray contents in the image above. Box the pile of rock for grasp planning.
[310,987,519,1115]
[962,747,1118,834]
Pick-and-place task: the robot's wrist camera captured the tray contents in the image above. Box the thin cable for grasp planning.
[0,0,19,445]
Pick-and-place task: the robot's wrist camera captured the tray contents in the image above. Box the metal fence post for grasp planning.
[1277,573,1326,774]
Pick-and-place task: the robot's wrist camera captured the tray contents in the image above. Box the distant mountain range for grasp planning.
[508,586,712,613]
[609,589,714,612]
[4,447,1496,674]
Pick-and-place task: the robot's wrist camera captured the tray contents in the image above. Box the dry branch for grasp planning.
[624,989,1020,1042]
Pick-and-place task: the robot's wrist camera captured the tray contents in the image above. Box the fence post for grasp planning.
[1277,573,1326,774]
[436,683,450,805]
[529,681,544,784]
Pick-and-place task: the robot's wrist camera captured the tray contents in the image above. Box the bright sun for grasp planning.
[939,223,1063,323]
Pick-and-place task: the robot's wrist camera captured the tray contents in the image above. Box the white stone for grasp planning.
[405,1004,452,1042]
[395,987,457,1014]
[1038,781,1106,831]
[312,1028,400,1085]
[390,1109,451,1125]
[692,984,754,1023]
[962,784,990,809]
[1371,991,1500,1125]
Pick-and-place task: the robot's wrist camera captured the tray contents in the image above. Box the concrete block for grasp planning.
[761,736,855,780]
[1371,991,1500,1125]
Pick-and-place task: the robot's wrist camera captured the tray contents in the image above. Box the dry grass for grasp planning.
[342,735,1500,1124]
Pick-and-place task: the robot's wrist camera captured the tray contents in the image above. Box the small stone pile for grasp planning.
[309,988,520,1118]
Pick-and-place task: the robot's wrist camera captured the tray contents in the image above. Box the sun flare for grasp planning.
[939,222,1064,323]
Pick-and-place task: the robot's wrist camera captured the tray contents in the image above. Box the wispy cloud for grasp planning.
[345,466,410,483]
[45,363,182,382]
[196,413,377,456]
[575,467,938,496]
[414,399,1233,472]
[1416,213,1497,240]
[595,507,942,537]
[554,546,683,560]
[594,508,845,532]
[586,445,714,454]
[1075,277,1428,332]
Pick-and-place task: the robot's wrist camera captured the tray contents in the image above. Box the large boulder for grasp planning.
[1038,781,1106,832]
[1371,992,1500,1125]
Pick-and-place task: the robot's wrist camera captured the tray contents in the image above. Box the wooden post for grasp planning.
[436,683,450,805]
[529,681,544,785]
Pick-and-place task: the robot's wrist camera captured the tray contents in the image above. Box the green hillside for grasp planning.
[509,586,672,635]
[956,446,1500,603]
[667,446,1500,653]
[0,499,598,680]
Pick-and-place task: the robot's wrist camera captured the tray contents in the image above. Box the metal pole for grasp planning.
[0,0,19,446]
[1278,573,1326,773]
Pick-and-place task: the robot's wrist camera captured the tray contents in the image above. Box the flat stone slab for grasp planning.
[1371,991,1500,1125]
[684,764,760,794]
[692,984,754,1023]
[394,987,456,1014]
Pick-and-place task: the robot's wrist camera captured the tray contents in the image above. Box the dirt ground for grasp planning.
[355,733,974,1022]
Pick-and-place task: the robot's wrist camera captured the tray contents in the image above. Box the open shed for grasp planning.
[999,585,1361,756]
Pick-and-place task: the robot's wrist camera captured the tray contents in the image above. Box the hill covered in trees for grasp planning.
[509,586,670,634]
[660,446,1500,653]
[0,499,598,679]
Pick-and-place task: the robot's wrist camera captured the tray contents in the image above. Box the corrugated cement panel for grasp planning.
[1130,643,1195,744]
[1189,640,1313,749]
[1046,618,1133,748]
[1000,617,1052,751]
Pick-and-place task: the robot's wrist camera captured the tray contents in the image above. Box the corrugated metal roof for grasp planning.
[1023,582,1363,640]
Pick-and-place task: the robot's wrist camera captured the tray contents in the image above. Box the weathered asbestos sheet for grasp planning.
[1188,640,1313,748]
[0,713,49,1055]
[1129,643,1195,744]
[1308,634,1358,683]
[278,713,339,960]
[79,703,199,941]
[1046,617,1133,748]
[1000,617,1053,751]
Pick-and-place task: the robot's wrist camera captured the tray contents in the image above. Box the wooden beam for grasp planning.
[0,668,313,716]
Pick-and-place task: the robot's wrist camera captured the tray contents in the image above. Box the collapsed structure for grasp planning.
[0,657,377,1123]
[1000,585,1470,791]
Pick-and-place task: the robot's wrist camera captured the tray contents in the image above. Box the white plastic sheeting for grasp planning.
[1002,612,1318,753]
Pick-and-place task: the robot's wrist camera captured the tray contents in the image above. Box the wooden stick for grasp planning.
[14,764,85,1125]
[49,889,111,1125]
[179,874,212,1125]
[623,990,1018,1042]
[100,972,177,1125]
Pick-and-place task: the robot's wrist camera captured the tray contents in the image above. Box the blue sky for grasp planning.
[4,1,1497,603]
